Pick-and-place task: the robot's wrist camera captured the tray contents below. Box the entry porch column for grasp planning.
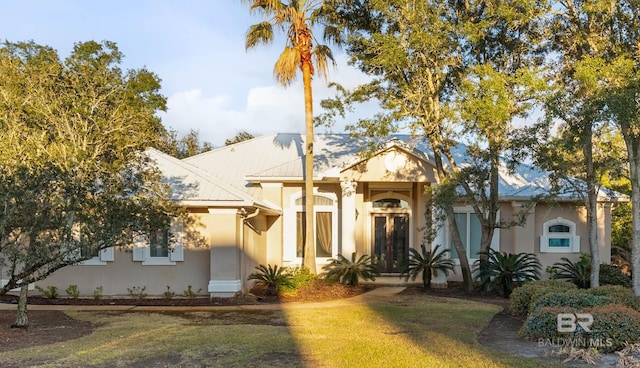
[340,180,357,257]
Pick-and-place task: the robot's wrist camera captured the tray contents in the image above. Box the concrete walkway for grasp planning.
[0,286,406,312]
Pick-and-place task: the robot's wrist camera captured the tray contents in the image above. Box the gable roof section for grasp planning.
[145,148,280,212]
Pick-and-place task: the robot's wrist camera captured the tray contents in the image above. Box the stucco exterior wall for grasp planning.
[36,247,211,297]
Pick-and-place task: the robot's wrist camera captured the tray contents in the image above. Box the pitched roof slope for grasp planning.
[145,148,279,211]
[182,133,623,202]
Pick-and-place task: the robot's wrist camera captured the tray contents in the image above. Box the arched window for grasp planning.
[540,217,580,253]
[283,192,338,262]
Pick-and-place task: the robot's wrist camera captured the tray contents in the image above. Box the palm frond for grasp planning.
[401,244,455,288]
[473,248,541,297]
[322,252,380,286]
[274,46,300,86]
[313,44,336,80]
[245,22,274,50]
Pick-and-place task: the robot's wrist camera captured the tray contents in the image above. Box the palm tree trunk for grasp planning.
[301,61,316,274]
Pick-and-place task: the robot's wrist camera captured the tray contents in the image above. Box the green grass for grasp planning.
[0,295,563,367]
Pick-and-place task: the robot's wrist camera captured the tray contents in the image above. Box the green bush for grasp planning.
[322,252,380,286]
[248,264,292,296]
[549,255,591,288]
[510,279,577,315]
[183,285,202,298]
[127,286,147,299]
[93,286,103,300]
[599,264,632,287]
[519,304,640,353]
[588,285,640,311]
[279,266,318,292]
[163,286,176,300]
[402,244,455,289]
[519,305,577,340]
[65,284,80,299]
[585,304,640,352]
[532,290,611,312]
[35,285,59,299]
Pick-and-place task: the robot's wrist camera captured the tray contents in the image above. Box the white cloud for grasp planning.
[161,56,376,147]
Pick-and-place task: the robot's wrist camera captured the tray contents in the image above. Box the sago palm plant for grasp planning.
[248,264,293,296]
[549,255,591,289]
[401,244,455,289]
[322,252,380,286]
[473,248,541,297]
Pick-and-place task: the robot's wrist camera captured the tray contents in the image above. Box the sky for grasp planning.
[1,0,371,147]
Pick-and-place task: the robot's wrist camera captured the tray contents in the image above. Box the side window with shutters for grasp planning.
[132,218,184,265]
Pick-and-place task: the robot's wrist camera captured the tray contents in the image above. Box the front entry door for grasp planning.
[373,214,409,273]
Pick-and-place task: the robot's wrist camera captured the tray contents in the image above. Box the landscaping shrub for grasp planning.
[322,252,380,286]
[401,243,455,289]
[35,285,59,299]
[519,305,577,340]
[549,254,591,288]
[248,264,292,296]
[531,289,611,312]
[473,249,541,297]
[65,284,80,299]
[280,266,317,292]
[599,264,632,287]
[584,304,640,352]
[510,279,577,315]
[588,285,640,311]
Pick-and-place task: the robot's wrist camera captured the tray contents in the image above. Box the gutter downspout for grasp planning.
[239,208,260,292]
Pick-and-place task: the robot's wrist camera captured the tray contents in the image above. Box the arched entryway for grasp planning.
[371,197,410,273]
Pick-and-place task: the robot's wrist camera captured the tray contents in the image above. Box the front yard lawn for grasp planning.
[0,293,563,367]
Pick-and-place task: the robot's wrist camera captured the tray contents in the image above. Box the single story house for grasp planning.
[31,133,621,297]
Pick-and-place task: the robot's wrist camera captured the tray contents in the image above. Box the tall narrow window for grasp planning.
[284,193,337,262]
[449,209,499,261]
[149,228,170,257]
[449,212,481,260]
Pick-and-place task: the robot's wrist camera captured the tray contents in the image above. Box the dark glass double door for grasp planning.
[373,214,409,273]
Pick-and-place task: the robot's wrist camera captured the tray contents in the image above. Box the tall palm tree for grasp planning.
[243,0,339,273]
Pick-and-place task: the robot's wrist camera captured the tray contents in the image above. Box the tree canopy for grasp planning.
[0,40,178,298]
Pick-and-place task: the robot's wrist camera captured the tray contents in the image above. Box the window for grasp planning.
[296,211,333,258]
[540,218,580,253]
[283,193,338,262]
[68,225,114,266]
[448,209,499,261]
[133,219,184,265]
[149,228,170,257]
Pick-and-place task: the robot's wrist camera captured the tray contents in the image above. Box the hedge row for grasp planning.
[512,281,640,352]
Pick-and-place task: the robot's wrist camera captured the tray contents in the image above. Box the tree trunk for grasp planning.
[301,60,316,274]
[444,204,474,292]
[585,127,599,288]
[627,139,640,296]
[13,282,29,328]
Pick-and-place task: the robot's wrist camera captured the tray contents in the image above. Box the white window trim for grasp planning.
[132,219,184,266]
[283,190,338,264]
[540,217,580,253]
[77,248,114,266]
[446,207,500,264]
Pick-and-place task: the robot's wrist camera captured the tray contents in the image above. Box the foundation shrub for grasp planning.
[510,279,577,315]
[588,285,640,311]
[519,306,577,340]
[532,290,611,312]
[599,264,632,287]
[584,305,640,352]
[280,266,317,292]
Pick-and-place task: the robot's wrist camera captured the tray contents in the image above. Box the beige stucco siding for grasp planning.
[38,247,210,297]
